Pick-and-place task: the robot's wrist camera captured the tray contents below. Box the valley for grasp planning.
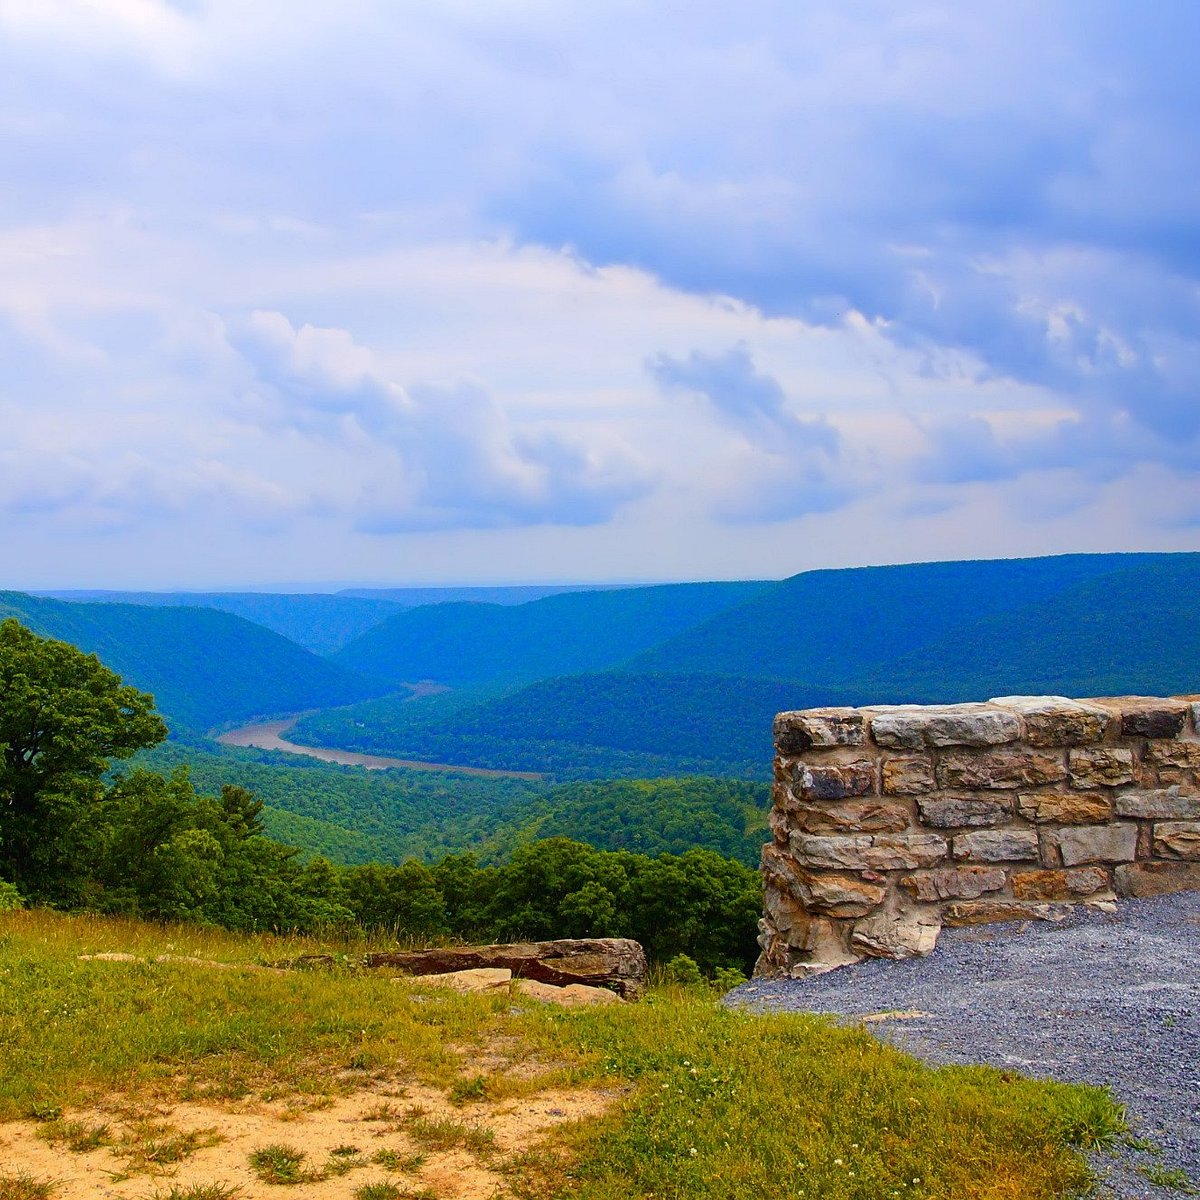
[216,714,547,780]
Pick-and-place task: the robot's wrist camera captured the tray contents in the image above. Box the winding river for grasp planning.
[216,716,544,781]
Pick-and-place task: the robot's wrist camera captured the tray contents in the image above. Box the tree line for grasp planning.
[0,619,760,973]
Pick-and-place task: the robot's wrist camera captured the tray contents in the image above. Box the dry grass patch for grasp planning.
[1,908,1126,1199]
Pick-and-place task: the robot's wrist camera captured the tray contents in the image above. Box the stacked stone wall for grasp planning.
[757,695,1200,978]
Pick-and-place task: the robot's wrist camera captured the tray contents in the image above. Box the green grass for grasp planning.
[247,1144,313,1185]
[0,1176,59,1200]
[0,908,1124,1199]
[1141,1165,1200,1194]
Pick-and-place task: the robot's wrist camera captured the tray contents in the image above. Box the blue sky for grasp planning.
[2,0,1199,587]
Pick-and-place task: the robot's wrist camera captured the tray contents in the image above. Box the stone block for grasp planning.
[881,755,936,795]
[775,708,865,753]
[1093,697,1189,739]
[790,868,888,917]
[952,829,1040,862]
[768,805,790,846]
[797,760,877,801]
[942,900,1070,926]
[1114,861,1200,897]
[917,794,1012,828]
[1053,823,1138,866]
[1016,790,1112,824]
[1112,787,1200,819]
[869,704,1023,750]
[900,866,1006,902]
[1153,821,1200,860]
[989,696,1113,746]
[1010,867,1110,901]
[1068,748,1134,788]
[790,831,948,872]
[938,750,1067,790]
[787,800,910,835]
[850,910,940,960]
[1145,741,1200,768]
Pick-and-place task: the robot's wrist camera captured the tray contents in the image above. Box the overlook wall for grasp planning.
[757,695,1200,978]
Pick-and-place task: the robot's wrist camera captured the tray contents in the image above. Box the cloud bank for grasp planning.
[0,0,1198,584]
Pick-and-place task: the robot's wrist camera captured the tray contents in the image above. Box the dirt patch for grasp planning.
[0,1080,612,1199]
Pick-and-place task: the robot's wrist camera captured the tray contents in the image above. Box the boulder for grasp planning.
[514,979,622,1006]
[365,937,647,998]
[404,968,513,992]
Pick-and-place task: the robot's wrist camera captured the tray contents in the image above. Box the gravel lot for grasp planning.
[726,892,1200,1199]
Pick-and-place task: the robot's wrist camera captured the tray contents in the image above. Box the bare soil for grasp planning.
[0,1079,612,1199]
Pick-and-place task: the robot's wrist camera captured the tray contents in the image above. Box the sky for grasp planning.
[3,0,1200,588]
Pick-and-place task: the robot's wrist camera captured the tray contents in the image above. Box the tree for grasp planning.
[0,618,167,898]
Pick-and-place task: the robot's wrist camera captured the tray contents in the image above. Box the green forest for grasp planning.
[0,618,760,974]
[6,552,1200,979]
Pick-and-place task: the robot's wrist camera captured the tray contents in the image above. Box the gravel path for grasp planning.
[726,892,1200,1199]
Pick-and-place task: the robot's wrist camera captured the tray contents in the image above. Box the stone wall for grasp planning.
[757,695,1200,978]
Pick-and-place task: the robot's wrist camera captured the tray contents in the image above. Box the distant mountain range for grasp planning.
[37,584,624,654]
[0,592,387,732]
[332,580,771,685]
[11,551,1200,779]
[291,552,1200,778]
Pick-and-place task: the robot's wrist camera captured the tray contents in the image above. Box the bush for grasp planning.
[0,881,24,911]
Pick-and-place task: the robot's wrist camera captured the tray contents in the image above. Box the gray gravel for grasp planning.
[726,892,1200,1198]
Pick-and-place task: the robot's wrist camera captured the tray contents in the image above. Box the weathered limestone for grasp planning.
[1069,748,1134,788]
[918,794,1011,828]
[989,696,1112,747]
[942,900,1070,926]
[1115,861,1200,897]
[365,937,647,997]
[938,750,1066,790]
[1017,791,1111,824]
[796,760,876,800]
[850,910,940,959]
[787,800,910,835]
[869,704,1022,750]
[774,708,865,753]
[1113,788,1200,819]
[952,829,1039,862]
[757,694,1200,979]
[790,832,947,872]
[1011,867,1110,900]
[1154,822,1200,859]
[900,866,1006,902]
[1053,823,1138,866]
[882,755,937,794]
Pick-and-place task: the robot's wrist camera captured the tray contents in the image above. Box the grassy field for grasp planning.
[0,910,1124,1199]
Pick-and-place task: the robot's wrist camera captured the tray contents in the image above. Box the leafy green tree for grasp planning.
[0,619,166,898]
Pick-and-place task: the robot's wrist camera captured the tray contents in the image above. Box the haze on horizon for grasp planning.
[3,1,1200,590]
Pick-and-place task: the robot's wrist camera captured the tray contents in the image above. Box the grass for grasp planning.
[36,1118,111,1153]
[0,907,1127,1199]
[0,1175,59,1200]
[1140,1165,1200,1194]
[403,1112,496,1155]
[247,1144,314,1185]
[149,1187,243,1200]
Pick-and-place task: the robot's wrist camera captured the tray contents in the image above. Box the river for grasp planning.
[215,716,545,781]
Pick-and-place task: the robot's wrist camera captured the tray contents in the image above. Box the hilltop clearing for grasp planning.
[0,909,1124,1200]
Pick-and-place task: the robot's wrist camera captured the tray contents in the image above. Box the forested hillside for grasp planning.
[628,552,1187,681]
[291,672,858,778]
[0,592,387,732]
[333,580,770,685]
[299,554,1200,779]
[143,741,770,866]
[40,590,407,653]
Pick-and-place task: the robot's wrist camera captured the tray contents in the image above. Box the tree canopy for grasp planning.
[0,618,166,896]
